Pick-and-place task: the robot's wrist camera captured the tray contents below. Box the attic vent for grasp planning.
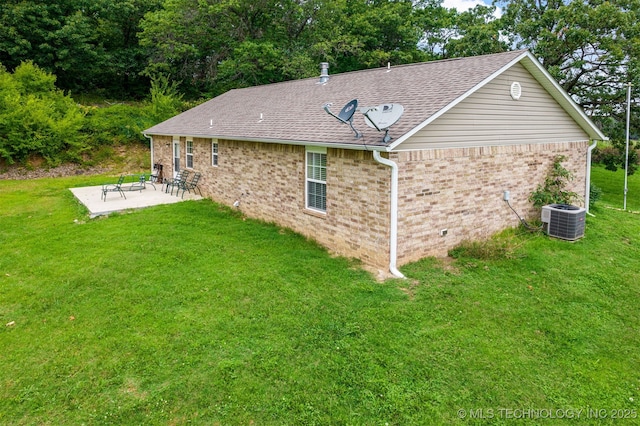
[510,82,522,100]
[319,62,329,84]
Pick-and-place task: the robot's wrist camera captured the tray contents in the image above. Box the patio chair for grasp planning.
[178,172,202,198]
[150,163,163,183]
[138,173,156,190]
[164,170,190,195]
[101,175,127,201]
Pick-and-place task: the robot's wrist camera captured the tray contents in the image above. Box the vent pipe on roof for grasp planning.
[319,62,329,84]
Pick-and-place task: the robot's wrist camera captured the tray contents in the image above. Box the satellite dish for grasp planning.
[361,103,404,143]
[338,99,358,122]
[323,99,362,139]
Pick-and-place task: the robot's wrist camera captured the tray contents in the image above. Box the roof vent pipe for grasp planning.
[319,62,329,84]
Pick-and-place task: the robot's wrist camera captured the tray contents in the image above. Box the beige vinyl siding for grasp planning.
[396,63,590,151]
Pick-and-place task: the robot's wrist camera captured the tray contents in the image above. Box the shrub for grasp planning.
[0,62,86,166]
[81,75,186,150]
[592,140,639,175]
[529,156,579,208]
[82,103,150,145]
[0,63,189,167]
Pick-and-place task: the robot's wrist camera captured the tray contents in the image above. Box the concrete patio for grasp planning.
[70,182,203,218]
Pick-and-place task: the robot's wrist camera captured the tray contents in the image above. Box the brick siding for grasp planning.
[151,136,590,271]
[395,141,590,265]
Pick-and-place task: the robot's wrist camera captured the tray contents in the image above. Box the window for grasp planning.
[186,140,194,168]
[306,147,327,212]
[212,140,218,166]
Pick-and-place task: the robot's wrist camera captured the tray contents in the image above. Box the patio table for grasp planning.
[123,174,156,191]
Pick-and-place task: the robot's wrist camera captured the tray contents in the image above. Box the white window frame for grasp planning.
[212,140,218,167]
[186,139,194,169]
[305,146,327,213]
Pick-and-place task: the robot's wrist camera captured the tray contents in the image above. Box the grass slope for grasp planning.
[0,174,638,425]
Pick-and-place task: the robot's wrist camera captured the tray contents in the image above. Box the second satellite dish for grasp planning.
[362,104,404,130]
[362,103,404,143]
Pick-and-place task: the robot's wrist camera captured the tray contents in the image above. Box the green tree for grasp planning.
[325,0,426,71]
[0,0,103,90]
[93,0,164,97]
[445,5,508,58]
[497,0,640,144]
[140,0,432,96]
[0,0,161,97]
[414,0,457,59]
[0,62,86,166]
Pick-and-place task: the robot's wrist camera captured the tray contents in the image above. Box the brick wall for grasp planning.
[151,135,173,181]
[151,135,590,271]
[395,141,590,265]
[185,139,392,268]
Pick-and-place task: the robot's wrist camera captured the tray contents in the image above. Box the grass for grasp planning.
[591,164,640,211]
[0,172,639,425]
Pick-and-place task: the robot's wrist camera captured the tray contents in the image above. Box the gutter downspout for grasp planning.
[143,133,154,173]
[585,140,598,216]
[373,150,405,279]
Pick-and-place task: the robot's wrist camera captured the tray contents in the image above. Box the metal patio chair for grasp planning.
[178,172,202,198]
[150,163,163,183]
[101,175,127,201]
[164,170,190,195]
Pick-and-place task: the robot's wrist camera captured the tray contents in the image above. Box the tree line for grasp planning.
[1,0,638,169]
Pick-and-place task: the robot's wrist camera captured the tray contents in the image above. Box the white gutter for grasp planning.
[373,151,405,279]
[143,132,386,152]
[585,140,598,214]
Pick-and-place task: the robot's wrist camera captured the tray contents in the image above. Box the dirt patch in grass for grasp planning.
[0,144,150,180]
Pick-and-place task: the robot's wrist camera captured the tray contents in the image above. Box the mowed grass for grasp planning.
[0,173,639,425]
[591,163,640,211]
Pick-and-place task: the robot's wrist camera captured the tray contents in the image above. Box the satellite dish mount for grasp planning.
[323,99,362,139]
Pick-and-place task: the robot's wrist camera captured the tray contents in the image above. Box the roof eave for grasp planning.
[144,132,388,151]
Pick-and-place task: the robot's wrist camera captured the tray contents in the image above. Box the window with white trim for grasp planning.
[212,140,218,166]
[305,147,327,212]
[186,139,194,168]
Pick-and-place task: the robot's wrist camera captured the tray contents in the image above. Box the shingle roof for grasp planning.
[143,50,604,148]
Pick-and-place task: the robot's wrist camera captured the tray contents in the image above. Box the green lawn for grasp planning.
[591,164,640,211]
[0,173,639,425]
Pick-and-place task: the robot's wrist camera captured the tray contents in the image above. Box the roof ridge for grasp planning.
[223,49,530,93]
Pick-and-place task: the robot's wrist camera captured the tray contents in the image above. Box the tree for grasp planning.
[0,0,162,97]
[140,0,432,96]
[324,0,426,71]
[496,0,640,145]
[414,0,458,59]
[444,5,508,58]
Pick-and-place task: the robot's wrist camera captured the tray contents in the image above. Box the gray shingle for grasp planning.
[144,50,527,147]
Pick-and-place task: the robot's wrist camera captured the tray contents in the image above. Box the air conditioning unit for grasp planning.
[541,204,586,240]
